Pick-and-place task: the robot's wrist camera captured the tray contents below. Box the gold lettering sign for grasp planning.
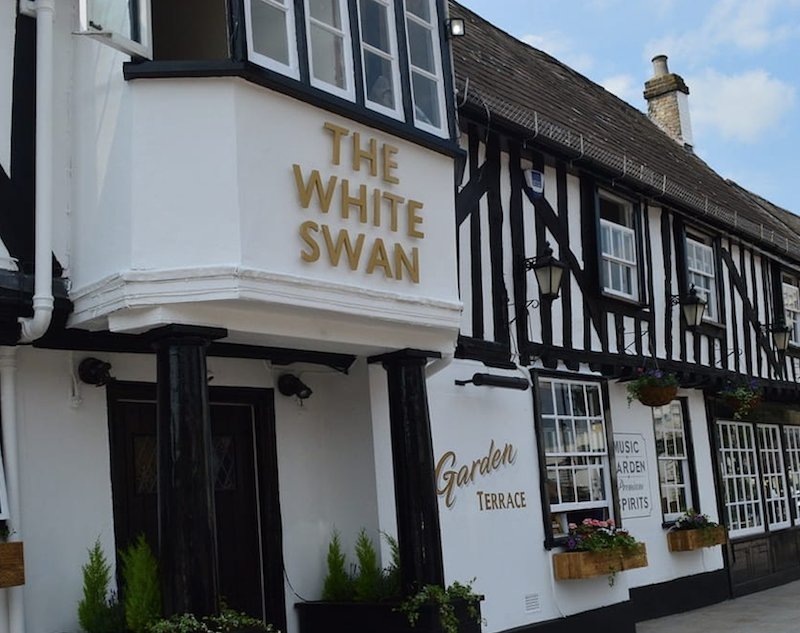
[435,440,517,508]
[292,122,425,283]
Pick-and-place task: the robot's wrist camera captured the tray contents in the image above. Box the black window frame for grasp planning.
[651,397,701,528]
[531,369,622,549]
[592,186,647,309]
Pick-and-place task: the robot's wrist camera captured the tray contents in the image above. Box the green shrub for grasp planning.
[380,532,401,600]
[147,608,275,633]
[120,534,162,633]
[321,530,354,601]
[78,539,124,633]
[353,529,383,603]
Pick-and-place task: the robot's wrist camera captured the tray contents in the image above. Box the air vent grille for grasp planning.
[524,593,541,613]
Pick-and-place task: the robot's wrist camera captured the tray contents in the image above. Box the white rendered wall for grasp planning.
[12,347,380,633]
[276,358,380,633]
[427,359,723,633]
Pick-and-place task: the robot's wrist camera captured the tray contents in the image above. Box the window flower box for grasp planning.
[667,526,727,552]
[0,542,24,588]
[553,544,648,580]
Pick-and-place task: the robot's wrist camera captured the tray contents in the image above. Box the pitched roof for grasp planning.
[449,1,800,259]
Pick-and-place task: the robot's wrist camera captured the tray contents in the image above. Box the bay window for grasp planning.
[359,0,403,118]
[247,0,299,76]
[242,0,449,137]
[306,0,355,98]
[405,0,445,131]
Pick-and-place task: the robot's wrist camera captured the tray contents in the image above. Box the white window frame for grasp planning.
[538,378,613,535]
[653,401,694,523]
[783,426,800,523]
[304,0,356,100]
[718,420,764,538]
[599,192,638,300]
[757,424,791,530]
[404,0,447,137]
[245,0,301,79]
[358,0,403,120]
[686,236,718,322]
[77,0,153,59]
[782,274,800,347]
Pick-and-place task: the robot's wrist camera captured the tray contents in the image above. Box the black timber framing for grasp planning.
[486,133,510,349]
[554,161,576,369]
[524,182,607,353]
[508,143,530,364]
[36,329,357,372]
[630,570,730,622]
[720,247,779,374]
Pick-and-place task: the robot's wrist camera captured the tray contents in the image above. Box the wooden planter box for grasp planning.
[553,544,648,580]
[0,542,24,588]
[296,598,482,633]
[637,385,678,407]
[667,526,727,552]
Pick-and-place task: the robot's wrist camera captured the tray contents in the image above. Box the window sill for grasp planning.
[599,291,650,317]
[122,59,463,158]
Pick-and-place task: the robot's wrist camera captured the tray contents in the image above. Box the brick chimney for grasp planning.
[643,55,693,149]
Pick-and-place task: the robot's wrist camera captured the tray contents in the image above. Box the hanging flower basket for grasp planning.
[626,368,679,407]
[720,380,762,420]
[637,385,679,407]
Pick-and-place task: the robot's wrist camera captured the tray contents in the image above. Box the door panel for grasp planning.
[108,383,284,628]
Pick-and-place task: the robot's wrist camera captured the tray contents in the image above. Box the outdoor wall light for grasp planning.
[445,17,466,39]
[455,373,530,391]
[525,242,567,300]
[78,357,114,386]
[761,320,792,352]
[671,285,707,328]
[277,374,313,400]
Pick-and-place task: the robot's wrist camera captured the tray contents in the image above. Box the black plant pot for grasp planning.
[295,599,482,633]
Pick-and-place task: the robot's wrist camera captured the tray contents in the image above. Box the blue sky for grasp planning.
[457,0,800,216]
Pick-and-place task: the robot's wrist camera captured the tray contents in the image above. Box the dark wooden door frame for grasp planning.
[107,381,286,630]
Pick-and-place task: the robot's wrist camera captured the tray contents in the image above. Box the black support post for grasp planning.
[372,349,445,594]
[150,324,227,617]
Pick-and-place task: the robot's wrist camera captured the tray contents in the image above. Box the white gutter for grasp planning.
[2,2,57,632]
[19,0,56,343]
[426,352,454,378]
[0,348,23,633]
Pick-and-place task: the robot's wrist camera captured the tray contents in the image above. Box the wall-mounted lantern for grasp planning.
[671,285,707,328]
[525,242,567,300]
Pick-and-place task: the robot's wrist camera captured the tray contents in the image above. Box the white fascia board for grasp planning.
[67,265,463,349]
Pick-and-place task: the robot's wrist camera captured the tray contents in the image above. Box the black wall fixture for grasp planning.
[78,357,114,386]
[455,373,530,390]
[277,374,313,399]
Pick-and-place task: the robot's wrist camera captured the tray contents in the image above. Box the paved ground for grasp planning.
[636,580,800,632]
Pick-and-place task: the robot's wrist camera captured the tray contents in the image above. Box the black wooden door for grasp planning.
[108,383,285,628]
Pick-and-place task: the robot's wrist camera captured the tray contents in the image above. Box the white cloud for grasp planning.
[521,32,595,75]
[645,0,800,65]
[601,74,642,106]
[688,69,796,143]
